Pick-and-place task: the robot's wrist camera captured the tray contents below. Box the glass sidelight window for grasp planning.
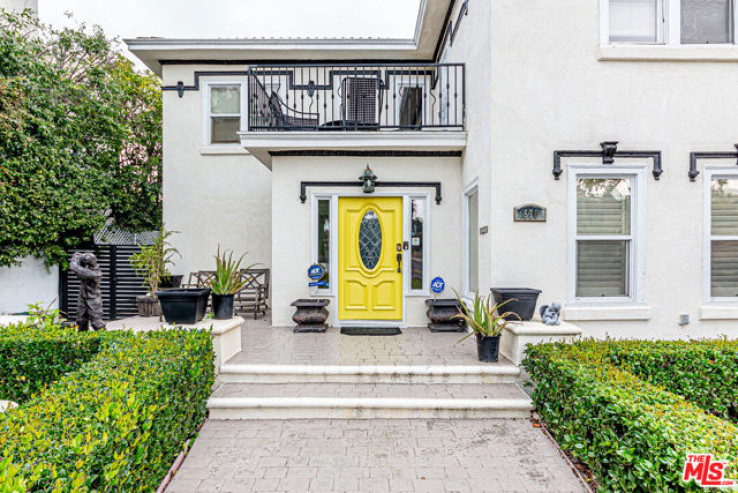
[575,178,633,298]
[208,84,242,144]
[410,198,426,290]
[315,198,331,290]
[710,177,738,297]
[464,187,479,295]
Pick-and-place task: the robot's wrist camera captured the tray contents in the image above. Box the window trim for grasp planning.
[462,179,480,299]
[703,167,738,303]
[567,165,647,306]
[203,79,247,148]
[601,0,738,47]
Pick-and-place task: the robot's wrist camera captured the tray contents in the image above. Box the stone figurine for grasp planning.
[70,252,106,331]
[540,302,562,326]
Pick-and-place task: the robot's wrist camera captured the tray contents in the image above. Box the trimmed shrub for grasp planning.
[600,339,738,421]
[0,318,108,404]
[0,329,214,492]
[524,341,738,492]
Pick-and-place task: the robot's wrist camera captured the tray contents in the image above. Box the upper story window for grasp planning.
[606,0,737,45]
[205,82,244,146]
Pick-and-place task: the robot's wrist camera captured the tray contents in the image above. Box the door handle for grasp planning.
[396,253,402,273]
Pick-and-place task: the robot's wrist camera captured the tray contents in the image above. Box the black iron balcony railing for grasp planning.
[247,63,465,132]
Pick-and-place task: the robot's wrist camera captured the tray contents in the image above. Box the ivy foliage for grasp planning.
[524,339,738,492]
[0,10,162,268]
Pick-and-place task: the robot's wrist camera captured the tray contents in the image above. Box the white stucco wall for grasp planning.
[271,155,463,327]
[440,0,494,296]
[161,65,272,279]
[486,0,738,339]
[0,256,58,314]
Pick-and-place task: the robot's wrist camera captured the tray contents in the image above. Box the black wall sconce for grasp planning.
[689,145,738,181]
[553,142,662,180]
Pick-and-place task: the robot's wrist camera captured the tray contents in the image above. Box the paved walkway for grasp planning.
[227,320,513,367]
[166,419,586,493]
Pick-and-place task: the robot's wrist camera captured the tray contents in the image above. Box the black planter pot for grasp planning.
[425,299,466,332]
[476,334,501,363]
[212,294,235,320]
[158,275,183,289]
[291,299,330,333]
[491,288,542,321]
[156,288,210,325]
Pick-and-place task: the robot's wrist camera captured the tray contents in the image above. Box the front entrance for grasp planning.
[338,197,403,321]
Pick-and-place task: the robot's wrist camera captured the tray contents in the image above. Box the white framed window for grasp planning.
[203,80,246,146]
[567,166,646,304]
[603,0,737,45]
[406,195,430,295]
[705,170,738,300]
[310,195,334,294]
[462,182,480,298]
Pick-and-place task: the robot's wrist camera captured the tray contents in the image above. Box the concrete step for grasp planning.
[218,363,523,384]
[207,382,534,420]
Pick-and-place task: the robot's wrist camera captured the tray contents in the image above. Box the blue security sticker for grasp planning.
[431,277,445,294]
[308,264,325,281]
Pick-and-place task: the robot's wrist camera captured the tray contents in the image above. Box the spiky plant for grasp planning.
[453,291,521,342]
[207,246,257,295]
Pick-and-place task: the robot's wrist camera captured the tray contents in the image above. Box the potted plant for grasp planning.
[491,288,542,321]
[130,228,181,317]
[206,246,255,320]
[454,292,520,363]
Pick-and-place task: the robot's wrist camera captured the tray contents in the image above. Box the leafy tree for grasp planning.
[0,10,162,268]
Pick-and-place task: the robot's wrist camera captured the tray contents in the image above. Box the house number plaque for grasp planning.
[514,204,547,223]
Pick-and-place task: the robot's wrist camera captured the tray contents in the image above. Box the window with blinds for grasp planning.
[610,0,663,43]
[710,178,738,297]
[576,178,632,298]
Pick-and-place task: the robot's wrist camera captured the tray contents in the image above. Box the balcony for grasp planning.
[247,63,465,132]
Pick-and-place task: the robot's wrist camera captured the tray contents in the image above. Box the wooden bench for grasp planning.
[186,269,269,320]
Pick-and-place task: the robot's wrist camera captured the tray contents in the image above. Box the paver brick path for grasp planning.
[166,419,586,493]
[227,321,513,367]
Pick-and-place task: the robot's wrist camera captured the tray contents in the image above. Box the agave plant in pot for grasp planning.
[454,292,520,363]
[207,246,256,320]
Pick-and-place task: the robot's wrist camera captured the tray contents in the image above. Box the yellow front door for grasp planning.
[338,197,403,321]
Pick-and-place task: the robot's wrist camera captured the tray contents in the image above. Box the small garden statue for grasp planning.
[70,252,106,331]
[540,302,562,326]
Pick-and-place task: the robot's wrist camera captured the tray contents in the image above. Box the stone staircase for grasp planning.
[208,363,534,419]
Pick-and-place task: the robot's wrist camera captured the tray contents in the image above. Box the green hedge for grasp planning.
[0,329,214,492]
[599,339,738,421]
[524,341,738,492]
[0,319,107,404]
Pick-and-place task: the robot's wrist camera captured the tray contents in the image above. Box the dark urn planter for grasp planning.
[425,299,466,332]
[136,295,161,317]
[212,294,235,320]
[291,299,330,333]
[156,288,210,325]
[476,334,501,363]
[158,275,183,290]
[491,288,542,322]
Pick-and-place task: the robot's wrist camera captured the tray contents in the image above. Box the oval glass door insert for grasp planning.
[359,210,382,270]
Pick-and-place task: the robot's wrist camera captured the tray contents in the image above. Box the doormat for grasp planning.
[340,327,402,336]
